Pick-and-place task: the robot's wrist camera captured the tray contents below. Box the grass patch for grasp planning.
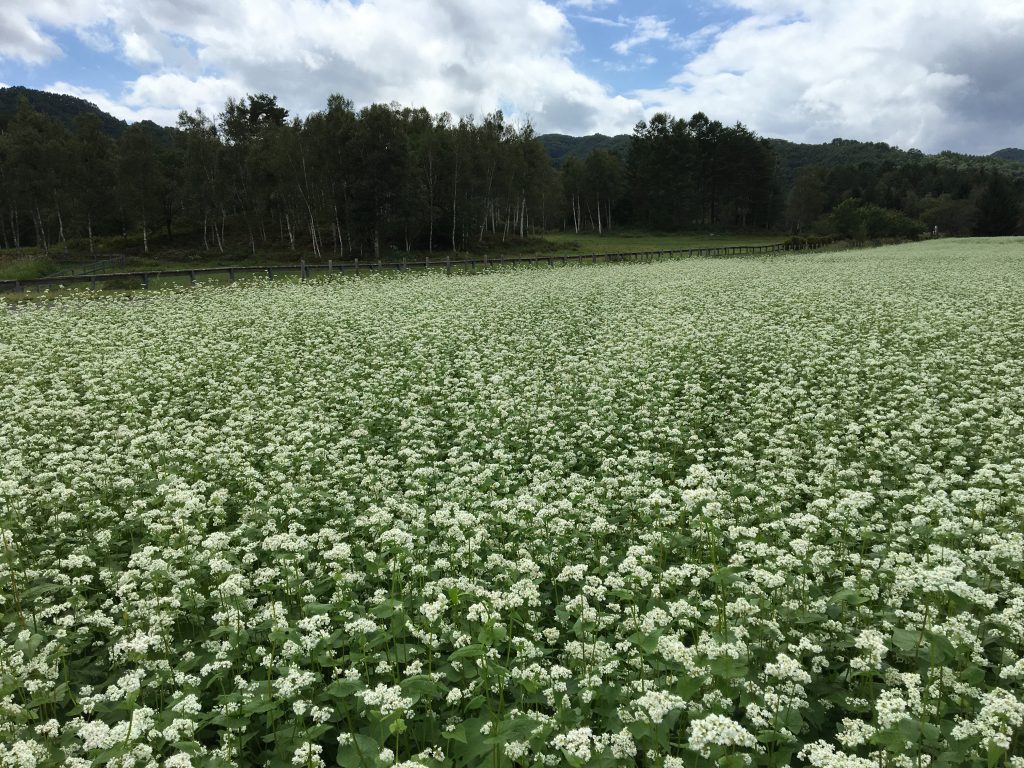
[539,229,782,253]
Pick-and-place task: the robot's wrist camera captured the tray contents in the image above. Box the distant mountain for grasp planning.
[0,85,129,137]
[991,148,1024,163]
[767,138,918,190]
[769,137,1024,191]
[537,133,631,167]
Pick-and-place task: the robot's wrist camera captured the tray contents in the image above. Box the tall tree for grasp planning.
[786,168,826,233]
[117,124,164,253]
[71,113,116,254]
[975,173,1020,235]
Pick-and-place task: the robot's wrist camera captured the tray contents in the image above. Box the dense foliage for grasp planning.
[536,135,631,168]
[0,92,780,258]
[782,144,1024,238]
[3,240,1024,767]
[2,87,1023,261]
[626,114,778,230]
[0,87,133,139]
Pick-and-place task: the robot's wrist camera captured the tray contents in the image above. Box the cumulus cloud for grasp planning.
[5,0,1023,151]
[638,0,1024,153]
[1,0,644,135]
[46,74,247,125]
[0,13,63,64]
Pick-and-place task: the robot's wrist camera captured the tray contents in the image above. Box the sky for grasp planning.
[1,0,1022,154]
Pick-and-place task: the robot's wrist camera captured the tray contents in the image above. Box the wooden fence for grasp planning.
[0,242,805,294]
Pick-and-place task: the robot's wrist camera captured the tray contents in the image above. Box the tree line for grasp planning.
[0,93,785,258]
[785,147,1024,239]
[0,90,1021,259]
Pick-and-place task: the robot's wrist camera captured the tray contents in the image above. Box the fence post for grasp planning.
[355,257,360,274]
[328,259,333,273]
[142,273,149,290]
[91,275,97,290]
[229,268,235,283]
[190,270,196,286]
[446,254,451,276]
[267,267,273,281]
[300,259,306,281]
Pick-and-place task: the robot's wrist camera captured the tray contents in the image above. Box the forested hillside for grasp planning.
[537,133,631,167]
[0,92,779,258]
[0,87,1022,258]
[992,148,1024,163]
[0,86,129,137]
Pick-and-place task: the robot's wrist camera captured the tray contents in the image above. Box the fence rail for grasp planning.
[0,242,813,294]
[51,254,129,277]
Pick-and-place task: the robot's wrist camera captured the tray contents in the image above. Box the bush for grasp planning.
[827,198,923,241]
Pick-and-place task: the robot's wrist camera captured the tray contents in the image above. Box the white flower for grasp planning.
[687,714,759,758]
[358,684,414,717]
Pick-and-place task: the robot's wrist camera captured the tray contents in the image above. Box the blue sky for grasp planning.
[563,1,746,96]
[1,1,1023,153]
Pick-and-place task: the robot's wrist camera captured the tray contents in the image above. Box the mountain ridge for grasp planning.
[0,85,129,137]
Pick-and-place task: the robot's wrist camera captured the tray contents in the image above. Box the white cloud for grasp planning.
[561,0,617,8]
[0,13,62,64]
[2,0,644,135]
[75,25,116,53]
[673,23,722,53]
[6,0,1023,151]
[576,14,628,28]
[638,0,1024,153]
[121,31,162,64]
[612,16,676,55]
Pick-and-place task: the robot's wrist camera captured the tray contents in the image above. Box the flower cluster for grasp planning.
[1,238,1024,766]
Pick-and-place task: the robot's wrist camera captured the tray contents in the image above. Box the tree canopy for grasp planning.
[0,90,1021,258]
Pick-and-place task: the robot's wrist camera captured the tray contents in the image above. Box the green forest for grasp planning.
[0,86,1022,260]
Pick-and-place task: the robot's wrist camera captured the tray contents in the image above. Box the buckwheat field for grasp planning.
[2,238,1024,768]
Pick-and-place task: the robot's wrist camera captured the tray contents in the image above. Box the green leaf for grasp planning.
[492,716,542,743]
[987,743,1006,768]
[441,724,468,744]
[830,587,869,606]
[628,631,661,654]
[448,719,498,763]
[961,665,986,685]
[476,622,507,645]
[927,631,957,664]
[335,733,380,767]
[303,602,335,615]
[399,675,441,703]
[710,566,743,586]
[450,643,486,660]
[892,627,921,652]
[709,655,748,680]
[326,678,363,699]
